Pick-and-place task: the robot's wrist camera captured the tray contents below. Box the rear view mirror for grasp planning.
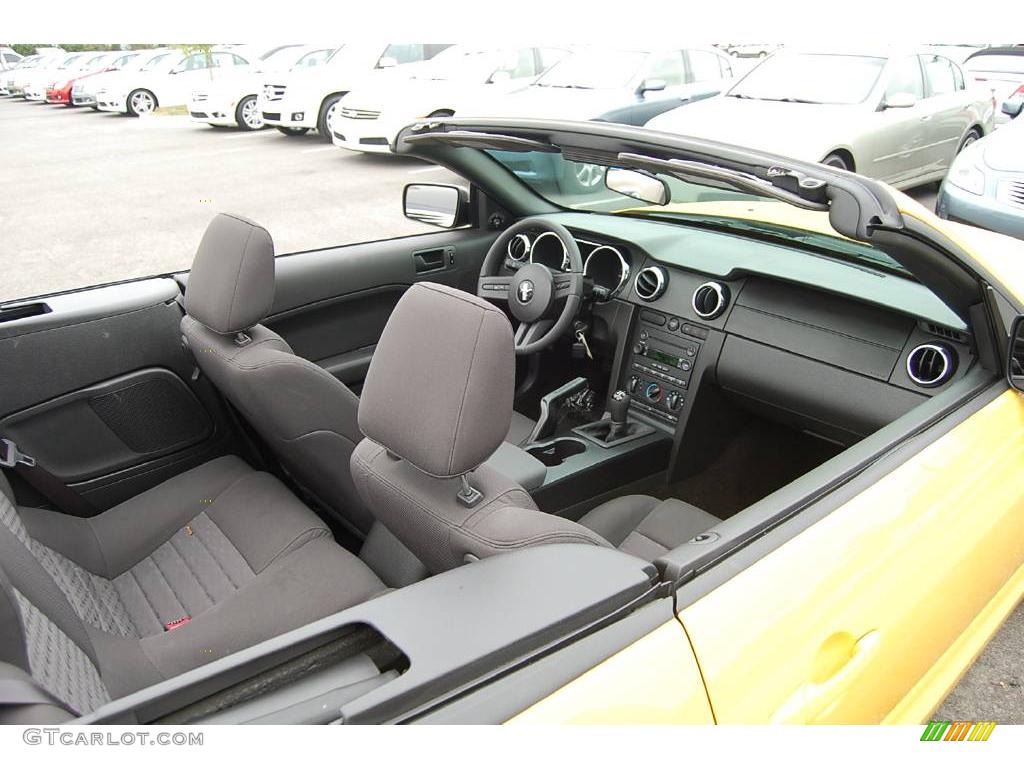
[1002,96,1023,119]
[1009,316,1024,392]
[638,78,667,95]
[883,92,917,109]
[403,183,469,228]
[605,167,670,206]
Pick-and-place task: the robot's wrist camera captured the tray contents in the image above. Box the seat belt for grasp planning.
[0,439,94,516]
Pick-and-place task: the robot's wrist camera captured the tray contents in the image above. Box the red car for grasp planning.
[45,51,120,106]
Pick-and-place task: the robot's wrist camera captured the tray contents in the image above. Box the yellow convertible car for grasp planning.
[0,118,1022,725]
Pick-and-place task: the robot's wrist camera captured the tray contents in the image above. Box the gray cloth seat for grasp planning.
[181,213,534,537]
[349,282,718,573]
[577,495,720,560]
[0,457,384,721]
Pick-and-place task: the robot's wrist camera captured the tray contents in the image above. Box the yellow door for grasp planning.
[508,621,714,724]
[679,389,1024,723]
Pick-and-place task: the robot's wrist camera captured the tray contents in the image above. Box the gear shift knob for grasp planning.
[609,390,630,428]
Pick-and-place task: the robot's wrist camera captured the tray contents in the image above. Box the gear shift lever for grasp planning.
[608,390,631,440]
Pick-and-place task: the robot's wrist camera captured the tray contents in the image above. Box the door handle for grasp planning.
[771,630,880,724]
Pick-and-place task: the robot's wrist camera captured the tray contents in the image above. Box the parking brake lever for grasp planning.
[526,377,589,445]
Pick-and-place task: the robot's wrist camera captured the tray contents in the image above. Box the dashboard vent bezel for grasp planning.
[906,343,957,388]
[691,281,730,320]
[506,233,531,262]
[633,266,667,301]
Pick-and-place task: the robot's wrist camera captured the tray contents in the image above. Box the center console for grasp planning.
[621,311,709,426]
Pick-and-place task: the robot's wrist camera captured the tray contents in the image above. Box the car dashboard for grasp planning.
[506,211,976,448]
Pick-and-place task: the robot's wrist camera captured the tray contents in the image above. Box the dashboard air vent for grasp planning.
[634,266,667,301]
[691,282,729,320]
[906,343,957,388]
[506,233,530,262]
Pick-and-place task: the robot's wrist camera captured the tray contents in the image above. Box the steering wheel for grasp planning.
[477,218,584,355]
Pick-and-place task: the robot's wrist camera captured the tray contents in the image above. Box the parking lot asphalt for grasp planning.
[0,94,1017,723]
[0,96,462,302]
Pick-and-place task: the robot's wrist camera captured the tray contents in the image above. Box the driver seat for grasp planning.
[350,282,719,573]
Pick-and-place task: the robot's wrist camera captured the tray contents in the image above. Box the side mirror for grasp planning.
[605,167,670,206]
[403,183,469,228]
[638,78,667,96]
[1009,316,1024,393]
[489,69,512,84]
[883,92,917,110]
[1002,96,1023,119]
[378,56,398,69]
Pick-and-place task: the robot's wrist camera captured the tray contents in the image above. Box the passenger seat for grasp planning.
[0,457,385,722]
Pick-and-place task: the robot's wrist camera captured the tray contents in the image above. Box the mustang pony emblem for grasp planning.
[518,280,535,303]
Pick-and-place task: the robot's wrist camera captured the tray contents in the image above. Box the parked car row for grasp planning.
[4,43,1024,238]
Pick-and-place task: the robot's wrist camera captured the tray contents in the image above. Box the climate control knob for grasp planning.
[667,391,683,411]
[645,382,662,402]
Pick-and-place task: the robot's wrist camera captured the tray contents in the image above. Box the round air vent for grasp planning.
[634,266,667,301]
[906,343,957,388]
[506,233,530,262]
[692,282,729,320]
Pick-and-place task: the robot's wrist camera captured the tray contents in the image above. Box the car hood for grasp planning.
[646,96,859,162]
[343,78,484,114]
[981,119,1024,172]
[459,85,631,120]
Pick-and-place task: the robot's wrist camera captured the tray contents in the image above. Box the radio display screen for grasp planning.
[647,349,681,367]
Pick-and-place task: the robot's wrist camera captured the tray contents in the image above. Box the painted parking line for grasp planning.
[300,145,339,154]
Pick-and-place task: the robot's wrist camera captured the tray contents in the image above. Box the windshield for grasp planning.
[140,53,171,72]
[728,53,886,104]
[536,50,647,89]
[485,148,911,277]
[965,54,1024,75]
[110,54,137,70]
[292,48,334,69]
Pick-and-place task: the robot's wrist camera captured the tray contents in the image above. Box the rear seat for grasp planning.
[0,455,385,723]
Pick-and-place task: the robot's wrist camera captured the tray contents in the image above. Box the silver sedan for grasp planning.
[646,47,995,189]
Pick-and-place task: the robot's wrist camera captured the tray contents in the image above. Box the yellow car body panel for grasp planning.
[508,621,713,724]
[679,390,1024,724]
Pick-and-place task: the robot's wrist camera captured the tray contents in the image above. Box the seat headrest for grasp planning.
[359,283,514,478]
[184,213,275,335]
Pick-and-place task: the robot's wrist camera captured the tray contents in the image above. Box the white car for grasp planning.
[331,46,568,154]
[0,47,23,71]
[97,48,254,116]
[1,54,38,95]
[71,50,144,107]
[188,45,325,131]
[258,43,452,141]
[6,50,65,97]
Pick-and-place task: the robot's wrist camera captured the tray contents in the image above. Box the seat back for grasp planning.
[351,283,609,573]
[181,214,371,535]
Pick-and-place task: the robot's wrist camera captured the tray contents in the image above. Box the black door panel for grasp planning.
[261,229,497,386]
[0,278,237,512]
[1,368,212,483]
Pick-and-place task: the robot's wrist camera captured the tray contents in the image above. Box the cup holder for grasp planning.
[526,437,588,467]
